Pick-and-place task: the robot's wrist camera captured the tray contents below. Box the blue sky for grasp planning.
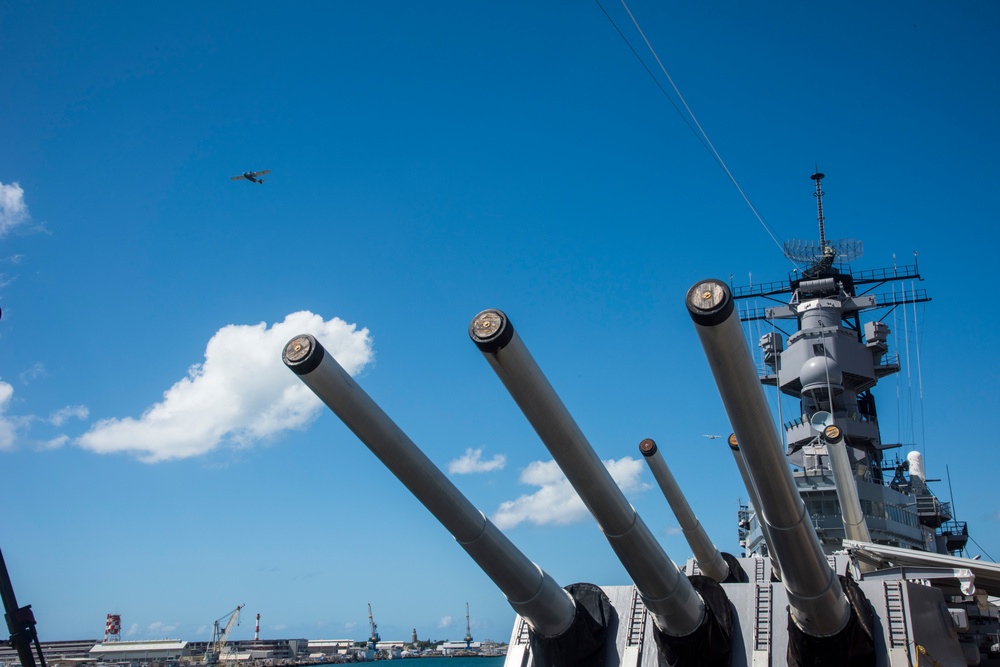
[2,0,999,645]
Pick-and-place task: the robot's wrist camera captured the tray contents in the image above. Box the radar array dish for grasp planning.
[783,237,863,264]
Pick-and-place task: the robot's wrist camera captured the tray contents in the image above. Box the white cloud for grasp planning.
[0,182,31,237]
[492,457,648,529]
[38,435,69,450]
[49,405,89,426]
[437,616,452,629]
[126,623,140,637]
[147,621,178,635]
[75,311,373,463]
[448,447,506,474]
[0,381,20,451]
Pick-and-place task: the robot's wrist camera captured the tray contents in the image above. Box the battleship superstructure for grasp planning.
[283,174,1000,666]
[732,172,960,558]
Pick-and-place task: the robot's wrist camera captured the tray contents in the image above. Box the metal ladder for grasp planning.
[622,586,647,667]
[884,580,909,648]
[883,580,911,666]
[752,582,772,667]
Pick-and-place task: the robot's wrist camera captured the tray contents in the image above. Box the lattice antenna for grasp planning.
[813,171,827,248]
[782,171,862,271]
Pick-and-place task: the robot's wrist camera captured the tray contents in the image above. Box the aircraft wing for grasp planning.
[251,170,271,177]
[231,175,246,180]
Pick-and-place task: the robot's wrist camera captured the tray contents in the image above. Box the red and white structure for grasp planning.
[254,613,260,641]
[104,614,121,643]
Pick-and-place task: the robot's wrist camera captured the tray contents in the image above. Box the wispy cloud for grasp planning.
[437,616,453,629]
[0,182,32,238]
[0,382,22,451]
[147,621,178,636]
[19,363,47,384]
[75,311,373,463]
[492,457,648,529]
[38,435,69,451]
[0,380,90,453]
[49,405,89,426]
[448,447,506,474]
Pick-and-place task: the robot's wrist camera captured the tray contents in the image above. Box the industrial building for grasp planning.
[89,640,190,663]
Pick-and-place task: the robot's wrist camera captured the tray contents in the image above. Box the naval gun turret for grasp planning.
[281,248,998,666]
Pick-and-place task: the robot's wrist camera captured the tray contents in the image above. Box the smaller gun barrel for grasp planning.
[726,434,782,580]
[470,310,706,638]
[283,334,576,638]
[686,280,851,637]
[638,438,729,582]
[822,424,872,544]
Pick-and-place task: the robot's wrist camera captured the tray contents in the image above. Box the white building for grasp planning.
[89,640,190,663]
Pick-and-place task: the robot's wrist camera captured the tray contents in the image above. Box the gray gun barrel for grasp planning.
[822,424,872,545]
[685,280,851,637]
[282,334,576,638]
[469,310,706,638]
[638,438,729,582]
[727,433,782,581]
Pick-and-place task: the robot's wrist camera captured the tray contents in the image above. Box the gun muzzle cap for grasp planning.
[282,334,325,375]
[469,309,514,352]
[685,279,734,326]
[639,438,658,457]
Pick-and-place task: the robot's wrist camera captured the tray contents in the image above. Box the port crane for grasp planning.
[463,602,473,649]
[366,603,381,657]
[203,604,244,665]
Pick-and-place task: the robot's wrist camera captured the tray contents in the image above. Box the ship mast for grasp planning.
[780,171,861,275]
[812,171,827,250]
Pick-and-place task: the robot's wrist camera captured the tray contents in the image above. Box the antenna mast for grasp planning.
[812,171,827,249]
[782,171,862,274]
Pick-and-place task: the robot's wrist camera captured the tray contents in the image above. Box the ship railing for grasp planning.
[875,352,899,367]
[730,278,791,299]
[853,263,921,284]
[938,521,968,537]
[867,288,930,308]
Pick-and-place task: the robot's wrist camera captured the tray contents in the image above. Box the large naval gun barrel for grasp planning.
[469,309,725,649]
[685,280,852,638]
[281,334,577,639]
[638,438,730,583]
[821,422,872,544]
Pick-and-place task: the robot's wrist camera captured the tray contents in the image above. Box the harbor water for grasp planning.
[318,660,503,666]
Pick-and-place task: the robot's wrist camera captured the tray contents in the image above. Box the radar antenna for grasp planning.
[782,171,862,275]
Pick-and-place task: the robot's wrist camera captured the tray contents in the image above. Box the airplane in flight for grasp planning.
[231,169,271,184]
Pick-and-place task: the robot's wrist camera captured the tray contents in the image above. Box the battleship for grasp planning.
[280,174,1000,666]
